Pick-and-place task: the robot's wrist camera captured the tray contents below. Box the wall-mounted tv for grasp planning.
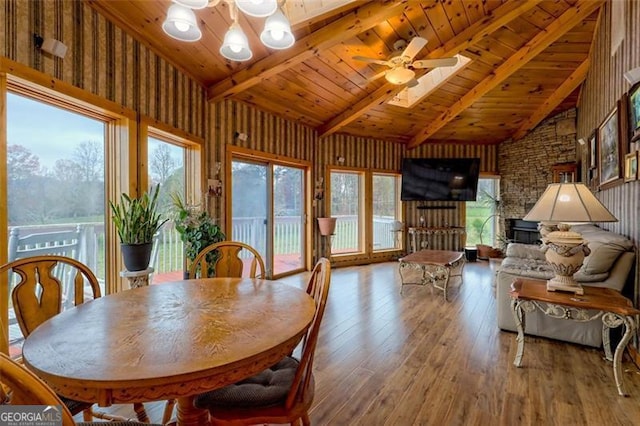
[400,158,481,202]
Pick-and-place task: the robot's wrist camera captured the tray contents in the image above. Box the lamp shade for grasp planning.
[523,183,617,223]
[220,22,253,61]
[260,9,295,49]
[173,0,209,9]
[162,4,202,42]
[236,0,278,17]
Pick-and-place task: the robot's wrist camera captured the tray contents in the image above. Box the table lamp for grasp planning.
[523,183,617,295]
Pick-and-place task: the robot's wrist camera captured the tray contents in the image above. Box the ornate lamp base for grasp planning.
[547,275,584,295]
[541,225,591,295]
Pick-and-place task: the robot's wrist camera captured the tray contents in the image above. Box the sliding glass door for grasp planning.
[230,157,306,278]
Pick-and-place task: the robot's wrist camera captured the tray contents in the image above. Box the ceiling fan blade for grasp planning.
[412,57,458,69]
[401,37,427,61]
[353,56,390,66]
[406,78,419,88]
[370,70,388,81]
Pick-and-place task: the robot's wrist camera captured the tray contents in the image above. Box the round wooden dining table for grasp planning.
[22,277,315,426]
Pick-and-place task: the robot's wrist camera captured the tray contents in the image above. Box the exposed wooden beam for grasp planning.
[512,58,590,140]
[407,0,603,149]
[206,1,409,103]
[316,0,543,138]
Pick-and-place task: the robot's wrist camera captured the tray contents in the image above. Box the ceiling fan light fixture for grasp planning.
[260,9,295,49]
[220,22,253,61]
[385,67,415,85]
[172,0,209,10]
[236,0,278,17]
[162,4,202,42]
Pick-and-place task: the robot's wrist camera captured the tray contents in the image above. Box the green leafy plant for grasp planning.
[109,185,168,244]
[171,193,225,272]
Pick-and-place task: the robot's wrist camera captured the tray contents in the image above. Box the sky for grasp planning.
[7,92,104,170]
[7,92,182,172]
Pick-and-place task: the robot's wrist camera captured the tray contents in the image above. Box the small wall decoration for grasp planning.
[628,82,640,142]
[624,152,638,182]
[588,130,598,169]
[598,103,624,189]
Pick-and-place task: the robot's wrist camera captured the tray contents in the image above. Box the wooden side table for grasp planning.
[510,278,640,396]
[120,267,154,289]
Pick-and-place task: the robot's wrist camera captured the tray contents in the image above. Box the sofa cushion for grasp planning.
[505,243,546,260]
[580,239,633,274]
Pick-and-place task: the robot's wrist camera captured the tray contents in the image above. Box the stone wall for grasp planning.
[499,109,578,221]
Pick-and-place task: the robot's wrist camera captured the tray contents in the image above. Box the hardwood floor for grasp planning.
[80,261,640,425]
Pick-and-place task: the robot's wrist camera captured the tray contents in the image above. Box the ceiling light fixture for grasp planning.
[220,21,253,61]
[260,9,295,49]
[385,68,416,85]
[162,0,295,62]
[236,0,278,17]
[162,3,202,42]
[173,0,209,9]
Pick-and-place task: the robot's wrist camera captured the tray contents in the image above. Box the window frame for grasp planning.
[327,166,402,263]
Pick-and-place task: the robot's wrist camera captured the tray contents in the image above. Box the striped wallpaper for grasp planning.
[576,1,640,350]
[213,98,499,259]
[0,0,205,138]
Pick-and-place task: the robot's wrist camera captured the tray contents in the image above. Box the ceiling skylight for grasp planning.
[388,54,471,108]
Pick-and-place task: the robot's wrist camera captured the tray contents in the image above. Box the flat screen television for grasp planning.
[400,158,480,202]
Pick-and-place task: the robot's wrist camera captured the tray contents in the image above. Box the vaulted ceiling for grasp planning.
[87,0,603,148]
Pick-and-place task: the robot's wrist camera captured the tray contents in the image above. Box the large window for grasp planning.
[329,168,401,258]
[147,135,186,283]
[330,170,363,254]
[7,92,107,289]
[465,178,501,247]
[373,173,402,250]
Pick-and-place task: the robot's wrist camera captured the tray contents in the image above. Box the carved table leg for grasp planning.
[611,315,636,397]
[512,299,525,367]
[176,396,210,426]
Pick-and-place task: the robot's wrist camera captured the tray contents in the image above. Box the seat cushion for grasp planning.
[194,357,298,409]
[58,394,92,414]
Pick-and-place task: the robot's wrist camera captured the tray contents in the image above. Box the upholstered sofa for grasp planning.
[496,224,636,347]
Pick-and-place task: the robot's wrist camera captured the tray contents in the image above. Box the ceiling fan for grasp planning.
[353,37,458,87]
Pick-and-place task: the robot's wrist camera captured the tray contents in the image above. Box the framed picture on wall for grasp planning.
[598,107,621,187]
[629,82,640,142]
[624,152,638,182]
[588,130,598,169]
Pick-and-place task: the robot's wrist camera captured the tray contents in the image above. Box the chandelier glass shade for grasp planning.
[173,0,209,9]
[236,0,278,17]
[220,22,253,61]
[162,4,202,42]
[162,0,294,61]
[260,9,295,49]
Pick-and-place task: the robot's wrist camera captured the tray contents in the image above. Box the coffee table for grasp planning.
[510,278,640,396]
[398,249,465,300]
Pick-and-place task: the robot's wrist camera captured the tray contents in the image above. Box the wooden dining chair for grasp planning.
[0,255,148,423]
[0,353,164,426]
[188,241,266,279]
[193,257,331,426]
[159,241,268,423]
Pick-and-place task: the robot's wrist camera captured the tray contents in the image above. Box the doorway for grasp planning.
[230,156,307,278]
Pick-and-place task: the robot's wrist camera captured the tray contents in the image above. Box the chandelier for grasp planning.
[162,0,295,62]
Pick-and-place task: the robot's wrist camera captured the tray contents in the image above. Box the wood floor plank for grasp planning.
[75,261,640,425]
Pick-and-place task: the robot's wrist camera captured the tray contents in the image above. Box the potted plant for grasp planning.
[476,190,507,260]
[110,185,168,271]
[171,193,225,277]
[317,217,337,236]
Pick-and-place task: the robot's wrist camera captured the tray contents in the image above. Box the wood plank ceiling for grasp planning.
[87,0,603,147]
